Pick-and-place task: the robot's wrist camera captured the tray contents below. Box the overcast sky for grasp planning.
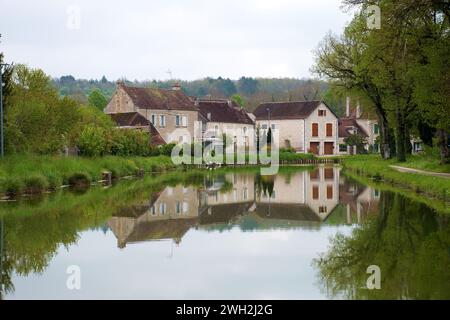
[0,0,353,81]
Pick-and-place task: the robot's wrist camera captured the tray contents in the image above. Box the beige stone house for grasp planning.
[105,82,202,144]
[196,99,255,150]
[253,101,339,155]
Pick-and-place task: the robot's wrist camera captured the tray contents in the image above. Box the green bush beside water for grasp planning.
[0,155,175,195]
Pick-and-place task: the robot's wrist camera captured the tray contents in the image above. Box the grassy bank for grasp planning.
[342,155,450,202]
[0,155,175,196]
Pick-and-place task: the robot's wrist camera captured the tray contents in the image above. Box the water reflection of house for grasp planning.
[256,167,340,221]
[108,186,200,248]
[338,176,380,224]
[108,168,380,246]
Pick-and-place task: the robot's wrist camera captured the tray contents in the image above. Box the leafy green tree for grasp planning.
[344,133,367,154]
[231,94,245,108]
[88,89,108,111]
[77,124,108,157]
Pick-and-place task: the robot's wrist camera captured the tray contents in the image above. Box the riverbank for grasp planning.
[342,155,450,203]
[0,155,175,196]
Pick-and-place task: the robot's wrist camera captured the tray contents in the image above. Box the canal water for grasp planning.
[0,167,449,299]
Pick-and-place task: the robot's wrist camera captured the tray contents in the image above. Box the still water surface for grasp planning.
[1,167,449,299]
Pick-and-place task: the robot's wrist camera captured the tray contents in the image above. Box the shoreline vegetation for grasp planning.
[0,153,448,213]
[342,155,450,205]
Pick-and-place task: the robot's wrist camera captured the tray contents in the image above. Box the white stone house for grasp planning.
[253,101,339,155]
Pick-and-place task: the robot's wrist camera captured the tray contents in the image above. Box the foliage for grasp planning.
[88,89,108,111]
[344,133,368,154]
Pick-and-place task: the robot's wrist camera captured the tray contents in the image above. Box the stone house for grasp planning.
[105,82,202,144]
[253,101,339,155]
[196,99,255,150]
[338,97,380,154]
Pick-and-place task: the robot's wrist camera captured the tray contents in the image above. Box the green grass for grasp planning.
[393,155,450,173]
[342,155,450,202]
[0,155,175,195]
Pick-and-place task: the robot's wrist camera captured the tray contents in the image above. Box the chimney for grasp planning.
[227,100,232,107]
[356,101,361,118]
[194,98,199,107]
[116,80,125,88]
[346,97,351,118]
[172,82,181,91]
[207,112,211,121]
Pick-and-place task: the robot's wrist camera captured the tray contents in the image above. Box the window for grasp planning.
[243,187,248,200]
[159,115,166,127]
[327,186,333,199]
[151,114,156,125]
[182,201,189,214]
[176,201,181,214]
[150,206,156,216]
[243,127,247,135]
[159,202,166,215]
[271,124,276,130]
[312,186,319,200]
[374,124,380,134]
[324,168,334,179]
[319,206,328,213]
[326,123,333,137]
[312,123,319,137]
[318,110,326,117]
[182,116,188,127]
[175,115,180,127]
[261,124,268,130]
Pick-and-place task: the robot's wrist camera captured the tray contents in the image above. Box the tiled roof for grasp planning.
[108,112,166,145]
[253,101,323,120]
[338,118,369,138]
[109,112,150,127]
[120,84,197,111]
[197,100,254,125]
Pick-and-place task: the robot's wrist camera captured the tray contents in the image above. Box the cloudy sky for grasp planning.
[0,0,353,81]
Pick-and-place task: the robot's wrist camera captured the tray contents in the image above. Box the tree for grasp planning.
[231,94,245,108]
[344,133,367,154]
[238,77,259,95]
[88,89,108,111]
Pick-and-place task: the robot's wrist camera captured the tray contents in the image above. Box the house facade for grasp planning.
[196,99,255,150]
[105,82,202,144]
[253,101,339,155]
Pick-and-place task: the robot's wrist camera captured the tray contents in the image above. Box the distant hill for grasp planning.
[52,76,345,114]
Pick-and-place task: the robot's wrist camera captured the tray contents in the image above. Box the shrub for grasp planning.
[1,178,24,197]
[68,172,91,189]
[159,143,176,157]
[24,175,48,194]
[77,125,108,157]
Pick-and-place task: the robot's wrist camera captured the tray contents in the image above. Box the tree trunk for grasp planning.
[376,107,392,159]
[437,129,450,164]
[404,123,412,155]
[396,109,406,162]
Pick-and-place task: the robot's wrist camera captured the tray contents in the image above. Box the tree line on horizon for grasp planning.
[52,75,342,113]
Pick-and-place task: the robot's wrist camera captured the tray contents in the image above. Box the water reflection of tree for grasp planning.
[0,171,206,297]
[314,192,450,299]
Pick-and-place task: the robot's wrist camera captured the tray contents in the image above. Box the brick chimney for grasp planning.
[346,97,351,117]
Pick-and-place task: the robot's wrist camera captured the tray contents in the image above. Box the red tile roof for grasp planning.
[108,112,166,145]
[338,118,369,138]
[120,84,197,111]
[253,101,327,120]
[197,99,254,125]
[109,112,150,127]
